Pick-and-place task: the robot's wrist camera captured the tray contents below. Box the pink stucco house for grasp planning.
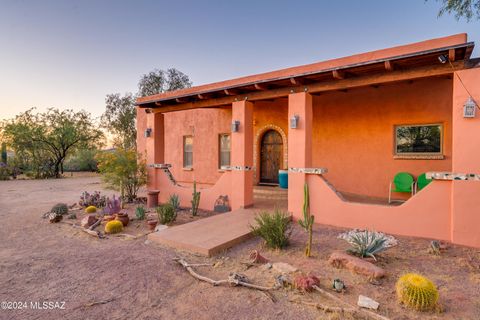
[136,33,480,248]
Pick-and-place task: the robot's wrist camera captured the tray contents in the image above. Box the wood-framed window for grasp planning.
[394,123,443,159]
[183,135,193,168]
[219,133,231,168]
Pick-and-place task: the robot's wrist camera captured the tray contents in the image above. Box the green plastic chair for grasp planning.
[389,172,415,203]
[415,173,432,193]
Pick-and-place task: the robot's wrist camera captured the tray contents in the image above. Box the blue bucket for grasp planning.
[278,170,288,189]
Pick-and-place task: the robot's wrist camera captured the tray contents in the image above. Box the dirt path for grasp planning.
[0,177,316,320]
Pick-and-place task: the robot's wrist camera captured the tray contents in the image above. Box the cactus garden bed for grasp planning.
[1,176,480,320]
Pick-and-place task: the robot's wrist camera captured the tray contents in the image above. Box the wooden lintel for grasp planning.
[254,83,268,91]
[332,70,345,80]
[150,61,464,113]
[224,89,238,96]
[449,49,456,62]
[290,77,303,85]
[384,60,394,71]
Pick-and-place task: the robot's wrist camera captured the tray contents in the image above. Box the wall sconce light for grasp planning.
[231,120,240,132]
[438,54,448,64]
[144,128,152,137]
[463,97,477,118]
[290,115,299,129]
[145,108,152,114]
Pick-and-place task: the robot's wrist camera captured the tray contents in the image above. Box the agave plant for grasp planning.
[343,230,390,260]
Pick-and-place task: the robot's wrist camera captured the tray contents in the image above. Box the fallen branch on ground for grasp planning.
[60,221,105,239]
[312,285,391,320]
[289,298,355,314]
[88,218,102,230]
[173,257,280,291]
[73,298,115,310]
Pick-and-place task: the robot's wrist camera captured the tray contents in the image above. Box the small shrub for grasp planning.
[79,191,106,208]
[85,206,97,213]
[0,162,11,180]
[135,206,146,220]
[105,220,124,234]
[168,194,180,211]
[51,203,68,216]
[156,204,177,225]
[250,209,291,249]
[396,273,439,311]
[339,229,391,260]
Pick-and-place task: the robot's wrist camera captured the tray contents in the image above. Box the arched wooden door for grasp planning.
[260,130,283,184]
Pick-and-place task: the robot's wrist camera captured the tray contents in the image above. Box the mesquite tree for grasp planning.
[1,108,103,178]
[298,183,315,257]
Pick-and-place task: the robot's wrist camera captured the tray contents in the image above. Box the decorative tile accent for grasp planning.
[288,167,328,175]
[220,165,253,171]
[426,171,480,181]
[149,163,172,169]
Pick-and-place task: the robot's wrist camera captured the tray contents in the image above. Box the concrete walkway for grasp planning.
[148,208,256,256]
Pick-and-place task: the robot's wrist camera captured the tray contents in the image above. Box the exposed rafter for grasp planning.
[332,70,345,80]
[254,83,268,90]
[384,60,394,71]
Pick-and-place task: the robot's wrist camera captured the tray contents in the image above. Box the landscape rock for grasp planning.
[155,224,168,232]
[272,262,297,274]
[260,263,273,271]
[357,295,379,310]
[81,214,98,228]
[328,251,386,279]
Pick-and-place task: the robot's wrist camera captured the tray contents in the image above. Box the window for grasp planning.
[219,134,231,168]
[394,124,442,157]
[183,136,193,168]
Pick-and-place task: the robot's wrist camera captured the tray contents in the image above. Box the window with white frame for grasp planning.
[183,135,193,168]
[219,134,231,168]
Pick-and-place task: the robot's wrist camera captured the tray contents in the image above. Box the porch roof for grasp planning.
[137,33,475,111]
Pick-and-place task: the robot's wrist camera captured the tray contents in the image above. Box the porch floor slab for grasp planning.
[148,208,256,256]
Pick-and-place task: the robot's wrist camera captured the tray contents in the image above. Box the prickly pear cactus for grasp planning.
[396,273,439,311]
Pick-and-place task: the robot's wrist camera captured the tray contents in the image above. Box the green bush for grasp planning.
[135,206,146,220]
[156,204,177,225]
[168,194,180,211]
[250,209,292,249]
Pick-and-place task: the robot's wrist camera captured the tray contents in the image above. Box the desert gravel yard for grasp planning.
[1,176,480,320]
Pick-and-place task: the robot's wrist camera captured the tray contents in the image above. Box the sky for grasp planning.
[0,0,479,120]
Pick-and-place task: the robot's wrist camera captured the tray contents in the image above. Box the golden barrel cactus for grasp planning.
[85,205,97,213]
[105,220,123,234]
[396,273,439,311]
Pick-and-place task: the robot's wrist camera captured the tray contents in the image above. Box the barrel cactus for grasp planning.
[85,206,97,213]
[51,203,68,215]
[105,220,123,234]
[396,273,439,311]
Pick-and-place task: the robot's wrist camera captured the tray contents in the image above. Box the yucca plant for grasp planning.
[168,194,180,211]
[250,209,291,249]
[298,183,315,257]
[345,230,388,260]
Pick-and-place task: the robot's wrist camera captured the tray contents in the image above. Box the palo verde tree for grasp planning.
[102,68,192,150]
[434,0,480,20]
[1,108,103,178]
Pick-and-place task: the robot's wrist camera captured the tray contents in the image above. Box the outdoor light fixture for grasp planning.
[144,128,152,137]
[231,120,240,132]
[290,115,299,129]
[463,97,477,118]
[438,54,448,64]
[145,108,152,114]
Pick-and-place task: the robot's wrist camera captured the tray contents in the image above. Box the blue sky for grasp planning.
[0,0,479,119]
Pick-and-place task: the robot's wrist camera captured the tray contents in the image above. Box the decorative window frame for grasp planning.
[183,135,193,169]
[253,124,288,183]
[393,123,444,160]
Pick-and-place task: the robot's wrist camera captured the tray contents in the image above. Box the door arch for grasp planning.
[260,129,283,184]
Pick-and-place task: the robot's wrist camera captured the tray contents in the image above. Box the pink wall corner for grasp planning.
[451,68,480,247]
[307,175,452,241]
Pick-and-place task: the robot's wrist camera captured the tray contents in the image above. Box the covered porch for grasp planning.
[137,33,480,248]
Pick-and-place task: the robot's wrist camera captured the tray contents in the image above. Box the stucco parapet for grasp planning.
[288,167,328,175]
[427,171,480,181]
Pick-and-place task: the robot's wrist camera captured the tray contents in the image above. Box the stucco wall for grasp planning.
[312,78,453,198]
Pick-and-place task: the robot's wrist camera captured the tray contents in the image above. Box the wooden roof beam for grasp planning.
[224,89,239,96]
[290,77,304,85]
[449,48,456,62]
[332,70,345,80]
[175,97,188,103]
[384,60,394,71]
[254,83,268,91]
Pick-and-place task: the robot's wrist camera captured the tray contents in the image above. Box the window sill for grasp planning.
[394,154,444,160]
[182,167,193,171]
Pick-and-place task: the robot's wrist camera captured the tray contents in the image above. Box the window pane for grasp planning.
[183,136,193,167]
[219,134,231,167]
[395,124,442,154]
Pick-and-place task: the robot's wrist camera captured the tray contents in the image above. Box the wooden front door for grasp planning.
[260,130,283,184]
